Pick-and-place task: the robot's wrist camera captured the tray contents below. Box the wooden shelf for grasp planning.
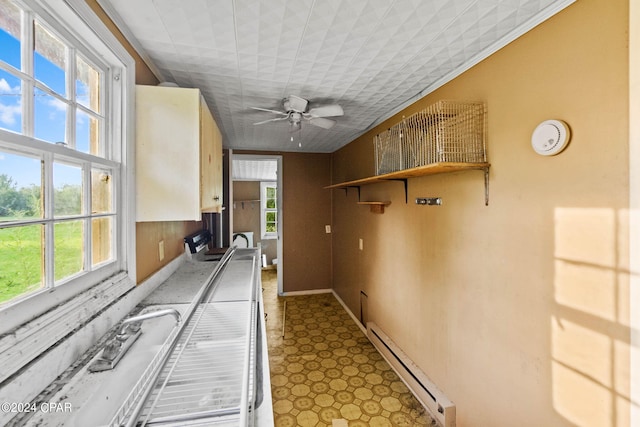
[325,162,491,205]
[357,201,391,214]
[325,162,489,189]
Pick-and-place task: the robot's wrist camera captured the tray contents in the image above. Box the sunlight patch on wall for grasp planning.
[554,261,616,321]
[552,360,612,427]
[553,207,632,427]
[554,208,616,267]
[552,319,611,387]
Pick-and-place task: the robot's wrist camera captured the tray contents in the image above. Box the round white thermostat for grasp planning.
[531,120,570,156]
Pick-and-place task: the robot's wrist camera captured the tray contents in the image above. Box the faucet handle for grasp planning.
[102,339,123,361]
[118,322,140,338]
[125,321,142,334]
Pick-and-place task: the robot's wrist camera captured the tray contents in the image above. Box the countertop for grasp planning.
[25,252,273,426]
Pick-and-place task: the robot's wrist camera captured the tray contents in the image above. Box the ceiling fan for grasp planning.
[252,95,343,131]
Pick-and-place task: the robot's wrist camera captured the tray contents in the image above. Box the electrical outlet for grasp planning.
[359,238,363,251]
[325,225,331,234]
[159,240,165,261]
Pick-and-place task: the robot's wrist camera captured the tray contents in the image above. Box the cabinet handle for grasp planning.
[213,196,220,201]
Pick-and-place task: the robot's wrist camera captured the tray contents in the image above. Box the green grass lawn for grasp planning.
[0,222,83,304]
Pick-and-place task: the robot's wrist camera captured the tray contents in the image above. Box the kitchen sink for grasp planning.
[26,247,272,427]
[25,304,187,427]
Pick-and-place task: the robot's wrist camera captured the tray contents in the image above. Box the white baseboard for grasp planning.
[331,290,367,335]
[281,288,332,296]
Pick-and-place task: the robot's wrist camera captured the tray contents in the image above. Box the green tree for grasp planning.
[54,184,82,216]
[0,174,26,218]
[19,185,42,218]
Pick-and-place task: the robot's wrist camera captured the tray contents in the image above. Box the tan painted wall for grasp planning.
[87,0,203,283]
[283,152,332,292]
[234,151,333,292]
[331,1,631,426]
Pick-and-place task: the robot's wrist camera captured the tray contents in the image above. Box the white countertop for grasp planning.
[26,251,274,427]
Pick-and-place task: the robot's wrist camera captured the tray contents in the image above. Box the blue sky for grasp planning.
[0,27,92,188]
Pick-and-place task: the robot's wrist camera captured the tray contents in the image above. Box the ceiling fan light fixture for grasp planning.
[289,120,302,132]
[290,112,302,123]
[251,94,342,132]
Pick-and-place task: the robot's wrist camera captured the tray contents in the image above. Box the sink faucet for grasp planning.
[89,308,182,373]
[119,308,182,335]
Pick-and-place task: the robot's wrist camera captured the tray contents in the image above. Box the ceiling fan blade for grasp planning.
[253,117,288,125]
[307,104,344,118]
[285,95,308,113]
[251,106,288,116]
[309,117,336,129]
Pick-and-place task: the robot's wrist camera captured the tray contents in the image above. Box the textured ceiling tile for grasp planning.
[108,0,172,43]
[104,0,574,152]
[143,42,177,57]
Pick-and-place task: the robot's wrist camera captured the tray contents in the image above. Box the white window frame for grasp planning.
[260,181,277,240]
[0,0,136,331]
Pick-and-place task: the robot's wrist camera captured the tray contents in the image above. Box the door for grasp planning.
[231,154,283,295]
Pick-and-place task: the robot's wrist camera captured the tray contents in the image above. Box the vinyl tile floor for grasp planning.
[262,270,436,427]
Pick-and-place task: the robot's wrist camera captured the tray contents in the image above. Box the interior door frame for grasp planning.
[231,153,283,295]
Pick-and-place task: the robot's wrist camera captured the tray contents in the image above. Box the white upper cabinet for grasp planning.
[136,85,223,221]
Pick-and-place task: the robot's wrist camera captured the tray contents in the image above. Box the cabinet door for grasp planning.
[136,85,201,221]
[199,100,223,212]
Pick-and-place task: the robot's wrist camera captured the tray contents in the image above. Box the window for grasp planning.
[0,0,131,308]
[261,181,277,239]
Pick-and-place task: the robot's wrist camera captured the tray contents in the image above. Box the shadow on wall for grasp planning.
[552,207,636,426]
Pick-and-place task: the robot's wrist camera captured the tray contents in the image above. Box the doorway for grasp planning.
[231,154,283,295]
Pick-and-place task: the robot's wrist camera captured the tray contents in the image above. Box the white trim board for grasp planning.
[331,290,367,336]
[281,288,332,297]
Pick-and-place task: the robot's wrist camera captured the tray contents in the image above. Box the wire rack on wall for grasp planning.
[374,100,487,175]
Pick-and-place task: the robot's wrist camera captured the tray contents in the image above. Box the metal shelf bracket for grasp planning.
[388,179,408,203]
[341,186,361,202]
[484,167,490,206]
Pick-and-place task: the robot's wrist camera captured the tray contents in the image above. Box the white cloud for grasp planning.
[47,96,67,112]
[0,79,10,93]
[0,102,21,126]
[0,79,22,126]
[0,78,20,94]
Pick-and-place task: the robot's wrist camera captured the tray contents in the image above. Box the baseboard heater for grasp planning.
[367,322,455,427]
